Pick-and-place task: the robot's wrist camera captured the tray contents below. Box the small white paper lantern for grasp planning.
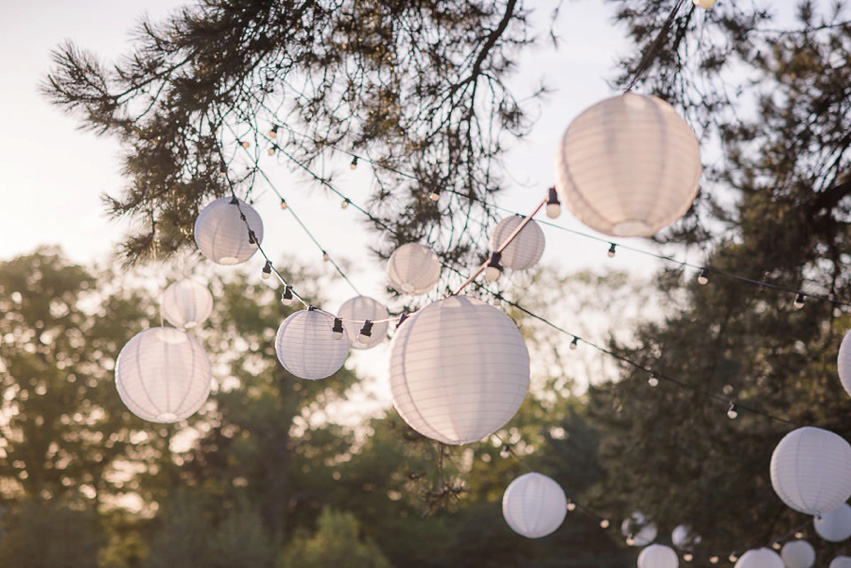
[115,327,212,423]
[672,525,702,549]
[389,295,530,445]
[502,472,566,538]
[836,331,851,396]
[337,296,389,350]
[554,93,701,237]
[638,544,679,568]
[831,557,851,568]
[814,504,851,543]
[386,243,441,295]
[735,548,785,568]
[622,512,658,546]
[770,426,851,515]
[194,197,264,265]
[161,279,213,329]
[275,309,350,380]
[693,0,717,9]
[781,541,815,568]
[488,216,546,270]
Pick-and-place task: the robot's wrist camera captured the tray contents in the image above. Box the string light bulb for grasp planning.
[331,317,344,340]
[698,268,709,285]
[794,293,805,309]
[683,553,693,562]
[281,286,294,306]
[341,198,350,209]
[693,0,717,9]
[268,145,276,156]
[648,372,659,387]
[794,532,804,539]
[567,499,576,512]
[280,198,288,210]
[350,156,358,170]
[269,125,278,138]
[546,187,562,219]
[499,445,511,458]
[599,519,610,529]
[355,320,374,348]
[241,140,251,148]
[727,402,738,420]
[429,191,441,202]
[262,260,272,279]
[219,163,228,177]
[485,252,503,282]
[322,252,330,262]
[729,553,738,563]
[570,337,578,350]
[608,243,617,258]
[709,556,719,564]
[772,542,782,551]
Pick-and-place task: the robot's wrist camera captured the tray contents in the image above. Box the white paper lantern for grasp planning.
[554,93,701,237]
[638,544,679,568]
[672,525,702,549]
[161,278,213,329]
[622,512,658,546]
[194,197,264,265]
[115,327,212,423]
[836,330,851,396]
[831,557,851,568]
[502,473,566,538]
[814,504,851,542]
[275,309,350,380]
[735,548,785,568]
[389,295,530,445]
[337,296,389,350]
[693,0,717,9]
[386,243,441,295]
[781,540,815,568]
[488,216,546,270]
[770,426,851,515]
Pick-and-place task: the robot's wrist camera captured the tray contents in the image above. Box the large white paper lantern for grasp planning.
[770,426,851,515]
[194,197,264,265]
[502,472,566,538]
[815,504,851,542]
[622,512,657,546]
[837,331,851,396]
[389,295,530,445]
[781,541,815,568]
[735,548,785,568]
[488,216,546,270]
[638,544,679,568]
[672,525,702,549]
[337,296,389,350]
[115,327,212,423]
[831,558,851,568]
[554,93,701,237]
[161,278,213,329]
[275,309,350,380]
[386,243,441,295]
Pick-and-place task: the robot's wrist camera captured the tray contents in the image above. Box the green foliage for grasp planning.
[281,508,391,568]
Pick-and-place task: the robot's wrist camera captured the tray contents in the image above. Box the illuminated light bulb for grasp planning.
[269,125,278,138]
[794,293,805,309]
[693,0,717,9]
[331,317,344,340]
[546,187,561,219]
[322,252,330,262]
[727,402,738,420]
[281,286,294,306]
[485,252,503,282]
[280,198,288,210]
[709,556,719,564]
[729,553,738,563]
[350,156,358,170]
[262,261,272,279]
[684,553,693,562]
[600,519,610,529]
[499,445,511,458]
[608,243,616,258]
[219,164,228,177]
[355,320,374,348]
[429,191,441,202]
[794,532,804,539]
[341,198,350,209]
[648,372,659,387]
[772,542,782,551]
[698,268,709,285]
[570,337,578,350]
[626,537,635,546]
[241,140,251,148]
[267,146,276,156]
[567,499,576,512]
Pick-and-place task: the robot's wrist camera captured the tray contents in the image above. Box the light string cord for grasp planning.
[624,0,689,93]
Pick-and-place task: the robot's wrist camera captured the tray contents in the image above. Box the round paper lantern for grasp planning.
[672,525,702,549]
[831,558,851,568]
[554,93,701,237]
[275,309,350,380]
[781,541,815,568]
[837,331,851,396]
[638,544,678,568]
[488,216,546,270]
[337,296,389,350]
[161,278,213,329]
[814,504,851,542]
[389,295,530,445]
[502,473,566,538]
[770,426,851,515]
[115,327,212,423]
[386,243,441,295]
[735,548,785,568]
[194,197,263,265]
[621,512,658,546]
